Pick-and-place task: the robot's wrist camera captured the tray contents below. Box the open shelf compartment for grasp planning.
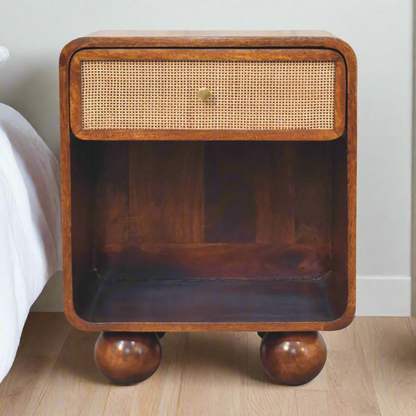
[69,137,349,327]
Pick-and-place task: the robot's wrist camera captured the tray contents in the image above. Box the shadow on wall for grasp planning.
[31,272,64,312]
[0,56,61,158]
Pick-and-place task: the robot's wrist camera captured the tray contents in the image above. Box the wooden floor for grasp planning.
[1,314,416,415]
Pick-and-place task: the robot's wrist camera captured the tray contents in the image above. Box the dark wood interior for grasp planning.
[70,137,348,324]
[77,273,338,324]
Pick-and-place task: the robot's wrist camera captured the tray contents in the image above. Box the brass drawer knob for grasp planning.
[198,88,212,102]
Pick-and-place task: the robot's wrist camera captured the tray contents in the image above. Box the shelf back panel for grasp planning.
[84,140,333,281]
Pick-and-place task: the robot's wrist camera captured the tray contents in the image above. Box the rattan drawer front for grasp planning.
[70,49,346,140]
[81,60,335,131]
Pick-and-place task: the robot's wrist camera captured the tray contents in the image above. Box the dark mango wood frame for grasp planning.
[60,31,357,386]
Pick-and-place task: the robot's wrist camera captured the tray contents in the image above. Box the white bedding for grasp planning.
[0,104,62,383]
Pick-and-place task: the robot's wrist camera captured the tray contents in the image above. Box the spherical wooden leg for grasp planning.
[94,332,162,385]
[260,332,327,386]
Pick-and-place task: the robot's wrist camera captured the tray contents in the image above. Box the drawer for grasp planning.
[69,49,346,140]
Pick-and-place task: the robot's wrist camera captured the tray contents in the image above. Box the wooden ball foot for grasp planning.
[94,332,162,385]
[260,332,327,386]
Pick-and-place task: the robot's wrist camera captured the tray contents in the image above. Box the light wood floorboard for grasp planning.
[1,314,416,416]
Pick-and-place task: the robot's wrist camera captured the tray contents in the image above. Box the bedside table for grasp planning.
[59,31,356,386]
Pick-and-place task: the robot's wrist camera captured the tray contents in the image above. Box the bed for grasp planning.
[0,103,62,383]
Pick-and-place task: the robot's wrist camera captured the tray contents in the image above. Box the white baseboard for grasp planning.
[356,275,411,317]
[31,272,412,317]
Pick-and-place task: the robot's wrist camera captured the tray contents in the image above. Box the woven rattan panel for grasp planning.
[81,60,336,130]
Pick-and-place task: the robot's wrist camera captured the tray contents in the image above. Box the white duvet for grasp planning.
[0,104,62,383]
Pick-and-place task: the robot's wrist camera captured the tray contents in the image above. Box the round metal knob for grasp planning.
[198,88,212,101]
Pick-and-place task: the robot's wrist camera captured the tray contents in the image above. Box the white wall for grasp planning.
[0,0,412,315]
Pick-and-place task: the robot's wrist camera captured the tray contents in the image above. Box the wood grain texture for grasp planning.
[60,32,356,64]
[92,142,129,261]
[175,332,247,416]
[91,140,333,279]
[254,142,296,244]
[204,142,256,243]
[94,332,162,385]
[91,141,332,248]
[354,318,416,416]
[130,333,188,415]
[101,332,188,416]
[0,356,56,416]
[8,316,416,416]
[330,134,351,319]
[32,329,110,416]
[73,47,342,61]
[295,391,329,416]
[72,275,342,332]
[0,313,71,416]
[325,347,380,415]
[68,135,94,314]
[322,323,380,416]
[245,331,299,416]
[60,32,357,333]
[260,332,327,385]
[73,129,343,142]
[64,139,341,332]
[128,142,204,244]
[94,243,331,280]
[295,141,332,244]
